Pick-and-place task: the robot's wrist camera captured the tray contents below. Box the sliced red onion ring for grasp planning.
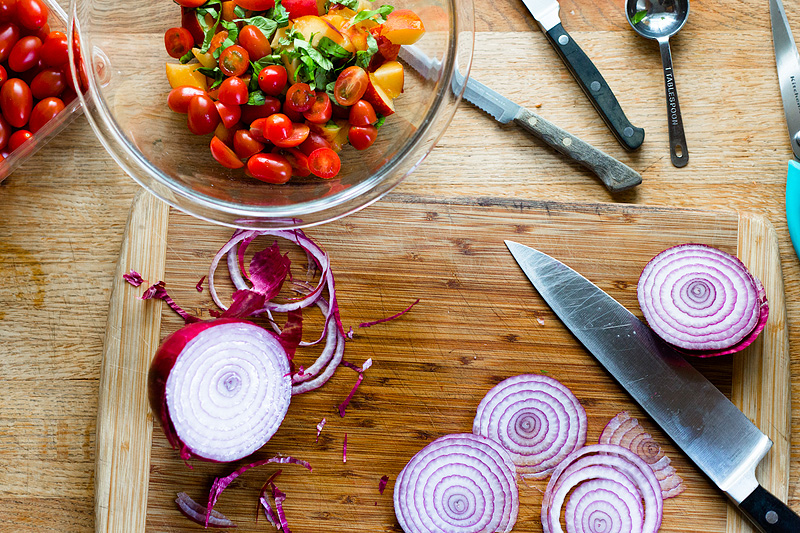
[599,411,684,499]
[149,319,292,463]
[637,244,769,356]
[473,374,587,478]
[394,433,519,533]
[175,492,235,528]
[542,444,663,533]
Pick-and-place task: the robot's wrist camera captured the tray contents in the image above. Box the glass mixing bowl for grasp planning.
[68,0,473,228]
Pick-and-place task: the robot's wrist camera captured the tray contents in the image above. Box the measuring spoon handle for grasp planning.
[658,37,689,167]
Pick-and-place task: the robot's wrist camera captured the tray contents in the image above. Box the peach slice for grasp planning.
[372,60,404,98]
[363,72,395,116]
[166,63,207,91]
[380,9,425,45]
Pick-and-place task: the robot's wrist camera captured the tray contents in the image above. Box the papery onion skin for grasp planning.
[637,244,769,356]
[394,433,519,533]
[149,318,292,463]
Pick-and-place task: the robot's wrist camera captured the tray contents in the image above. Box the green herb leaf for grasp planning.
[267,1,290,27]
[375,114,386,128]
[325,80,337,101]
[317,36,352,59]
[352,4,394,24]
[234,15,278,39]
[234,4,247,17]
[251,54,284,77]
[198,66,225,90]
[179,50,195,64]
[336,0,360,10]
[220,19,240,43]
[294,39,334,71]
[355,32,378,70]
[197,7,222,53]
[247,90,268,106]
[631,10,647,24]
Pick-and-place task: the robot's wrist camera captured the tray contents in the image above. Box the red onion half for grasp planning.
[542,444,663,533]
[149,318,292,463]
[637,244,769,356]
[473,374,587,479]
[599,411,684,499]
[394,433,519,533]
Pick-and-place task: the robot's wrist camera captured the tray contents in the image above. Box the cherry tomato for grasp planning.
[0,113,10,150]
[164,27,193,59]
[263,113,292,142]
[181,7,204,47]
[308,147,341,179]
[22,20,47,40]
[233,129,264,159]
[240,96,281,124]
[175,0,206,7]
[7,128,31,150]
[235,0,276,11]
[15,0,47,30]
[281,98,303,123]
[349,99,377,126]
[348,125,377,150]
[30,67,64,99]
[257,65,287,96]
[238,25,271,61]
[299,130,331,156]
[8,35,40,72]
[303,92,332,123]
[218,76,248,106]
[333,66,368,107]
[273,122,309,148]
[284,82,314,113]
[0,0,16,22]
[272,146,310,177]
[210,136,244,169]
[218,45,249,77]
[247,153,292,184]
[28,96,63,132]
[215,100,241,129]
[0,22,20,63]
[0,78,31,127]
[187,94,220,135]
[39,31,68,67]
[167,86,206,114]
[0,64,7,87]
[214,122,237,146]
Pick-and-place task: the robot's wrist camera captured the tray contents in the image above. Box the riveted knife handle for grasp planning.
[545,23,645,151]
[513,108,642,192]
[739,484,800,532]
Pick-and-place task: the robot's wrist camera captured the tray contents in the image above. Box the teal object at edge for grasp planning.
[787,159,800,257]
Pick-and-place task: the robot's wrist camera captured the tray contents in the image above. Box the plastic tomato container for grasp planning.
[0,0,84,184]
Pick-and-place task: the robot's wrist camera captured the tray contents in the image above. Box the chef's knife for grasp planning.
[769,0,800,258]
[522,0,645,151]
[398,46,642,192]
[505,240,800,533]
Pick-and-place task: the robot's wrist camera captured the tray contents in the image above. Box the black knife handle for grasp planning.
[739,484,800,532]
[544,23,645,151]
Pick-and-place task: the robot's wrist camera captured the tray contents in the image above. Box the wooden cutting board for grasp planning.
[94,191,791,533]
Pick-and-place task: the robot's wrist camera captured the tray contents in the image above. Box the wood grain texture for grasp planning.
[92,197,787,532]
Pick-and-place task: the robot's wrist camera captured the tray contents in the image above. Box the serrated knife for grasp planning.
[523,0,645,151]
[398,46,642,193]
[505,241,800,533]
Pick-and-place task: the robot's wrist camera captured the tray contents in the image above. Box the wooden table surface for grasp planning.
[2,0,800,530]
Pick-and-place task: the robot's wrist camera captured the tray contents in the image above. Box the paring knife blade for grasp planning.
[505,240,800,533]
[398,45,642,193]
[522,0,645,151]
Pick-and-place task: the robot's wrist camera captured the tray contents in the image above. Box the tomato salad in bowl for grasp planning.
[164,0,425,183]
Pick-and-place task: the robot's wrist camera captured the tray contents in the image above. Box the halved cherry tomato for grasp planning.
[257,65,287,96]
[210,136,244,169]
[0,22,19,63]
[40,31,68,67]
[308,147,341,179]
[248,117,270,143]
[272,146,310,177]
[187,94,220,135]
[285,82,314,113]
[30,68,65,99]
[0,114,10,150]
[168,86,206,114]
[263,112,292,142]
[0,78,32,128]
[273,122,309,148]
[218,76,248,105]
[7,128,31,150]
[15,0,47,31]
[281,98,304,122]
[333,66,368,106]
[0,0,16,22]
[238,25,271,61]
[28,96,64,132]
[215,100,241,129]
[299,130,331,156]
[247,153,292,184]
[303,92,332,123]
[218,45,249,77]
[235,0,276,10]
[348,124,377,150]
[233,129,264,159]
[349,99,377,126]
[214,122,237,146]
[164,27,194,59]
[240,96,281,124]
[175,0,206,7]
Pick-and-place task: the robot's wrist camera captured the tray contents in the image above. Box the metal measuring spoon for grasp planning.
[626,0,690,167]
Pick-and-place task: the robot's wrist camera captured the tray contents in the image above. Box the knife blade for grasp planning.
[505,240,800,533]
[522,0,645,151]
[398,45,642,193]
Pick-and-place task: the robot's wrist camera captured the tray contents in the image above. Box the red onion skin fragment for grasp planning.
[637,244,769,356]
[196,275,206,292]
[316,417,326,442]
[175,492,236,528]
[343,433,348,463]
[378,475,389,495]
[359,299,420,328]
[123,269,144,287]
[141,281,202,324]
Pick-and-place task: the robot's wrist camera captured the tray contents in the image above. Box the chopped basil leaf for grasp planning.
[336,0,360,10]
[352,5,394,24]
[234,4,247,17]
[631,10,647,24]
[179,50,194,64]
[233,15,278,39]
[294,39,334,71]
[355,32,378,70]
[197,66,225,90]
[375,114,386,128]
[317,37,351,59]
[325,80,337,102]
[247,90,267,106]
[267,1,290,27]
[220,19,239,43]
[197,7,222,53]
[251,54,283,77]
